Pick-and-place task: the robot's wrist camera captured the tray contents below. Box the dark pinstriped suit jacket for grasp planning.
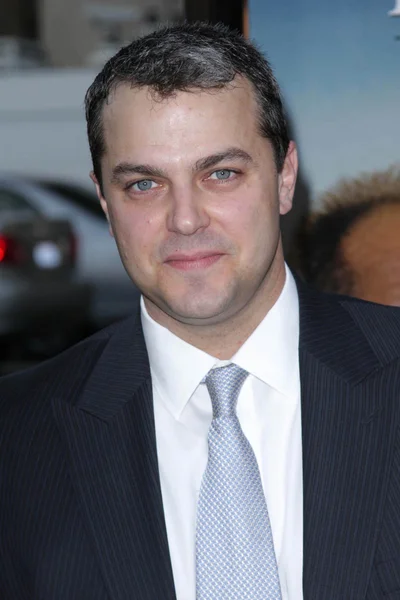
[1,282,400,599]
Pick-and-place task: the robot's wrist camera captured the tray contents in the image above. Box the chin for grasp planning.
[164,295,233,324]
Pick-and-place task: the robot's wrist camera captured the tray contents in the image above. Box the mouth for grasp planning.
[164,252,225,271]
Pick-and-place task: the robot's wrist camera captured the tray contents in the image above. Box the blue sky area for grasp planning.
[249,0,400,202]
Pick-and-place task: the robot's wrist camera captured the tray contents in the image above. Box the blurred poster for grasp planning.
[249,0,400,204]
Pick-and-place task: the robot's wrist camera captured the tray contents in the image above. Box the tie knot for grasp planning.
[205,364,249,417]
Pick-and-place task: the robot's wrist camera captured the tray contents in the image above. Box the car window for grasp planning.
[39,182,106,220]
[0,188,39,214]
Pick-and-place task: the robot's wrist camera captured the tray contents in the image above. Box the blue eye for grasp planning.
[210,169,234,180]
[132,179,156,191]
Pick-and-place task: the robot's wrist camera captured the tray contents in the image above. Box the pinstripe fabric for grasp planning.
[0,339,110,600]
[1,285,400,599]
[297,283,400,600]
[0,316,175,600]
[366,368,400,599]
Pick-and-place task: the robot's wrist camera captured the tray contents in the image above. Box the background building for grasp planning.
[40,0,184,68]
[1,0,184,68]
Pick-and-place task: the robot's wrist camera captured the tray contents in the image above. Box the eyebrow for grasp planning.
[111,163,167,185]
[110,147,254,185]
[194,147,254,172]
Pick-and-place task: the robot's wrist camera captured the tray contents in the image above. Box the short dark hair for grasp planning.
[296,167,400,294]
[85,21,289,185]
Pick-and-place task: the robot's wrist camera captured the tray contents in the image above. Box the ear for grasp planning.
[278,141,298,216]
[90,171,114,237]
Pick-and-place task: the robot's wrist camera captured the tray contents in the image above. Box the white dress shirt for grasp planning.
[141,266,303,600]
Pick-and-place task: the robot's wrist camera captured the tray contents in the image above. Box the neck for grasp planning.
[145,257,287,360]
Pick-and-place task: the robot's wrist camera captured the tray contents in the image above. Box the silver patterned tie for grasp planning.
[196,363,282,599]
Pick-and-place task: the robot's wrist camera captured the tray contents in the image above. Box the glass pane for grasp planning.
[0,188,38,214]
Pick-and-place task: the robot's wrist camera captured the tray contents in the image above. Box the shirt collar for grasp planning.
[141,302,217,420]
[232,266,299,398]
[141,264,299,419]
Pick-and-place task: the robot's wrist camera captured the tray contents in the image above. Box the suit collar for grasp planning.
[297,278,381,384]
[53,308,176,600]
[76,309,151,420]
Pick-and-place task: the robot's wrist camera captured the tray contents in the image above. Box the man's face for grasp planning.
[94,79,297,326]
[341,203,400,307]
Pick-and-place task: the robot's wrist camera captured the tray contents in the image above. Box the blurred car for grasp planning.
[0,176,139,330]
[35,179,106,220]
[0,185,92,357]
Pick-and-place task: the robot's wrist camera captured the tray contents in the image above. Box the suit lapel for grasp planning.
[53,313,176,600]
[298,284,398,599]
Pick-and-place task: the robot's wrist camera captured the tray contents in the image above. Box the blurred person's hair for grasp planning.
[85,21,289,186]
[296,166,400,294]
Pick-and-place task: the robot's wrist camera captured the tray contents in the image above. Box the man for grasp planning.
[1,22,400,600]
[295,168,400,306]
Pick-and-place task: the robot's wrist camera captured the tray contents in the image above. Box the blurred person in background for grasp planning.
[296,167,400,306]
[1,22,400,600]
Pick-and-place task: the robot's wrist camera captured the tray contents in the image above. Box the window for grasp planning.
[37,181,105,220]
[0,188,39,214]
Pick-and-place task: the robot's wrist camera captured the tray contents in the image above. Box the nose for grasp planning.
[167,187,210,236]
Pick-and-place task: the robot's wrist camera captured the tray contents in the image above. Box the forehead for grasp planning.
[101,79,263,164]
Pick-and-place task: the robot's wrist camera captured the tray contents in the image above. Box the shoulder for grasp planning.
[298,275,400,329]
[339,295,400,364]
[297,278,400,368]
[0,315,138,422]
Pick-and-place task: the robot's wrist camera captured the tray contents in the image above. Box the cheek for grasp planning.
[231,199,278,252]
[112,210,161,270]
